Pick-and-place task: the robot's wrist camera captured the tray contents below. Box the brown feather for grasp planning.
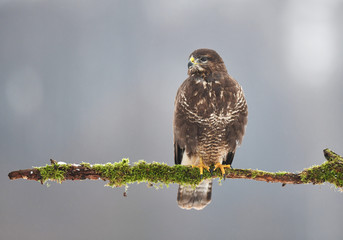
[177,179,212,210]
[173,49,248,210]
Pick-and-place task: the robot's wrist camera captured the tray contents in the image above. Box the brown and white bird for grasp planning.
[173,49,248,210]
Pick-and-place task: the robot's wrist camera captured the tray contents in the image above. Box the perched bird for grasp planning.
[173,49,248,210]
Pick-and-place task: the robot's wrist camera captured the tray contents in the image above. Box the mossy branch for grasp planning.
[8,149,343,190]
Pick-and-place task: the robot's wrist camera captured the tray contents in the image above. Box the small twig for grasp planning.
[8,149,343,190]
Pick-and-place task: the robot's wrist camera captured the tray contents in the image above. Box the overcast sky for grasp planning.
[1,1,343,240]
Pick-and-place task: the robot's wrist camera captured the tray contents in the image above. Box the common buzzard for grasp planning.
[173,49,248,210]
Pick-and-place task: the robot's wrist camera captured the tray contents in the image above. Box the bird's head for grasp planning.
[187,48,227,77]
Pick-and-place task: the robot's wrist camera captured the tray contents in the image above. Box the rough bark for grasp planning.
[8,149,343,190]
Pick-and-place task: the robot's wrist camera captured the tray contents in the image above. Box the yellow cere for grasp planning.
[190,56,195,63]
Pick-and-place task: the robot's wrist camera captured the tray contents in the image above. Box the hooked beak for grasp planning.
[188,56,196,68]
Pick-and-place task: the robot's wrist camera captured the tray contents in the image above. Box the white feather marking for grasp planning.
[181,152,201,166]
[220,91,224,99]
[197,98,205,106]
[181,152,192,165]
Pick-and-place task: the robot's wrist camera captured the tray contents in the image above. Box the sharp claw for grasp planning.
[192,158,210,178]
[214,163,231,179]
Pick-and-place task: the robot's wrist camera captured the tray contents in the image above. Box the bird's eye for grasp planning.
[200,57,208,62]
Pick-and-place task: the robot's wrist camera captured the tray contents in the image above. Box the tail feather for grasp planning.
[177,179,212,210]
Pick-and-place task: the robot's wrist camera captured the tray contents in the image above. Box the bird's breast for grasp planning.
[180,79,235,125]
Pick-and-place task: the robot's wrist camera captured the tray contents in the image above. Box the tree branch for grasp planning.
[8,149,343,190]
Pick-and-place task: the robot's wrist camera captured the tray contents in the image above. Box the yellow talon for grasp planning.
[214,163,231,176]
[192,158,210,177]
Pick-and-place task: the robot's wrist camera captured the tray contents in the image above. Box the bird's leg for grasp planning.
[192,158,210,178]
[214,162,231,178]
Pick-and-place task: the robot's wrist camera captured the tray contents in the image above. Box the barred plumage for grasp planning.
[173,49,248,210]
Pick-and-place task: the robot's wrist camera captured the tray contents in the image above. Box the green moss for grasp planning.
[323,148,343,162]
[80,162,91,168]
[35,163,70,184]
[88,159,208,187]
[249,169,266,179]
[300,157,343,189]
[33,149,343,190]
[251,170,259,179]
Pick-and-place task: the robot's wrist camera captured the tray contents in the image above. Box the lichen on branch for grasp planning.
[7,149,343,191]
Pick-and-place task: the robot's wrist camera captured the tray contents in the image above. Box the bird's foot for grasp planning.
[192,159,210,179]
[214,163,231,179]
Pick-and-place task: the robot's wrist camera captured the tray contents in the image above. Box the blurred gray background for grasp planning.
[1,0,343,239]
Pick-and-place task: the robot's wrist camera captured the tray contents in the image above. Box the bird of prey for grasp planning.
[173,49,248,210]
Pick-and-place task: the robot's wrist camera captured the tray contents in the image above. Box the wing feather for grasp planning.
[174,142,184,165]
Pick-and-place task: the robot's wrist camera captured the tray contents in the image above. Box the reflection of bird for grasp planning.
[173,49,248,210]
